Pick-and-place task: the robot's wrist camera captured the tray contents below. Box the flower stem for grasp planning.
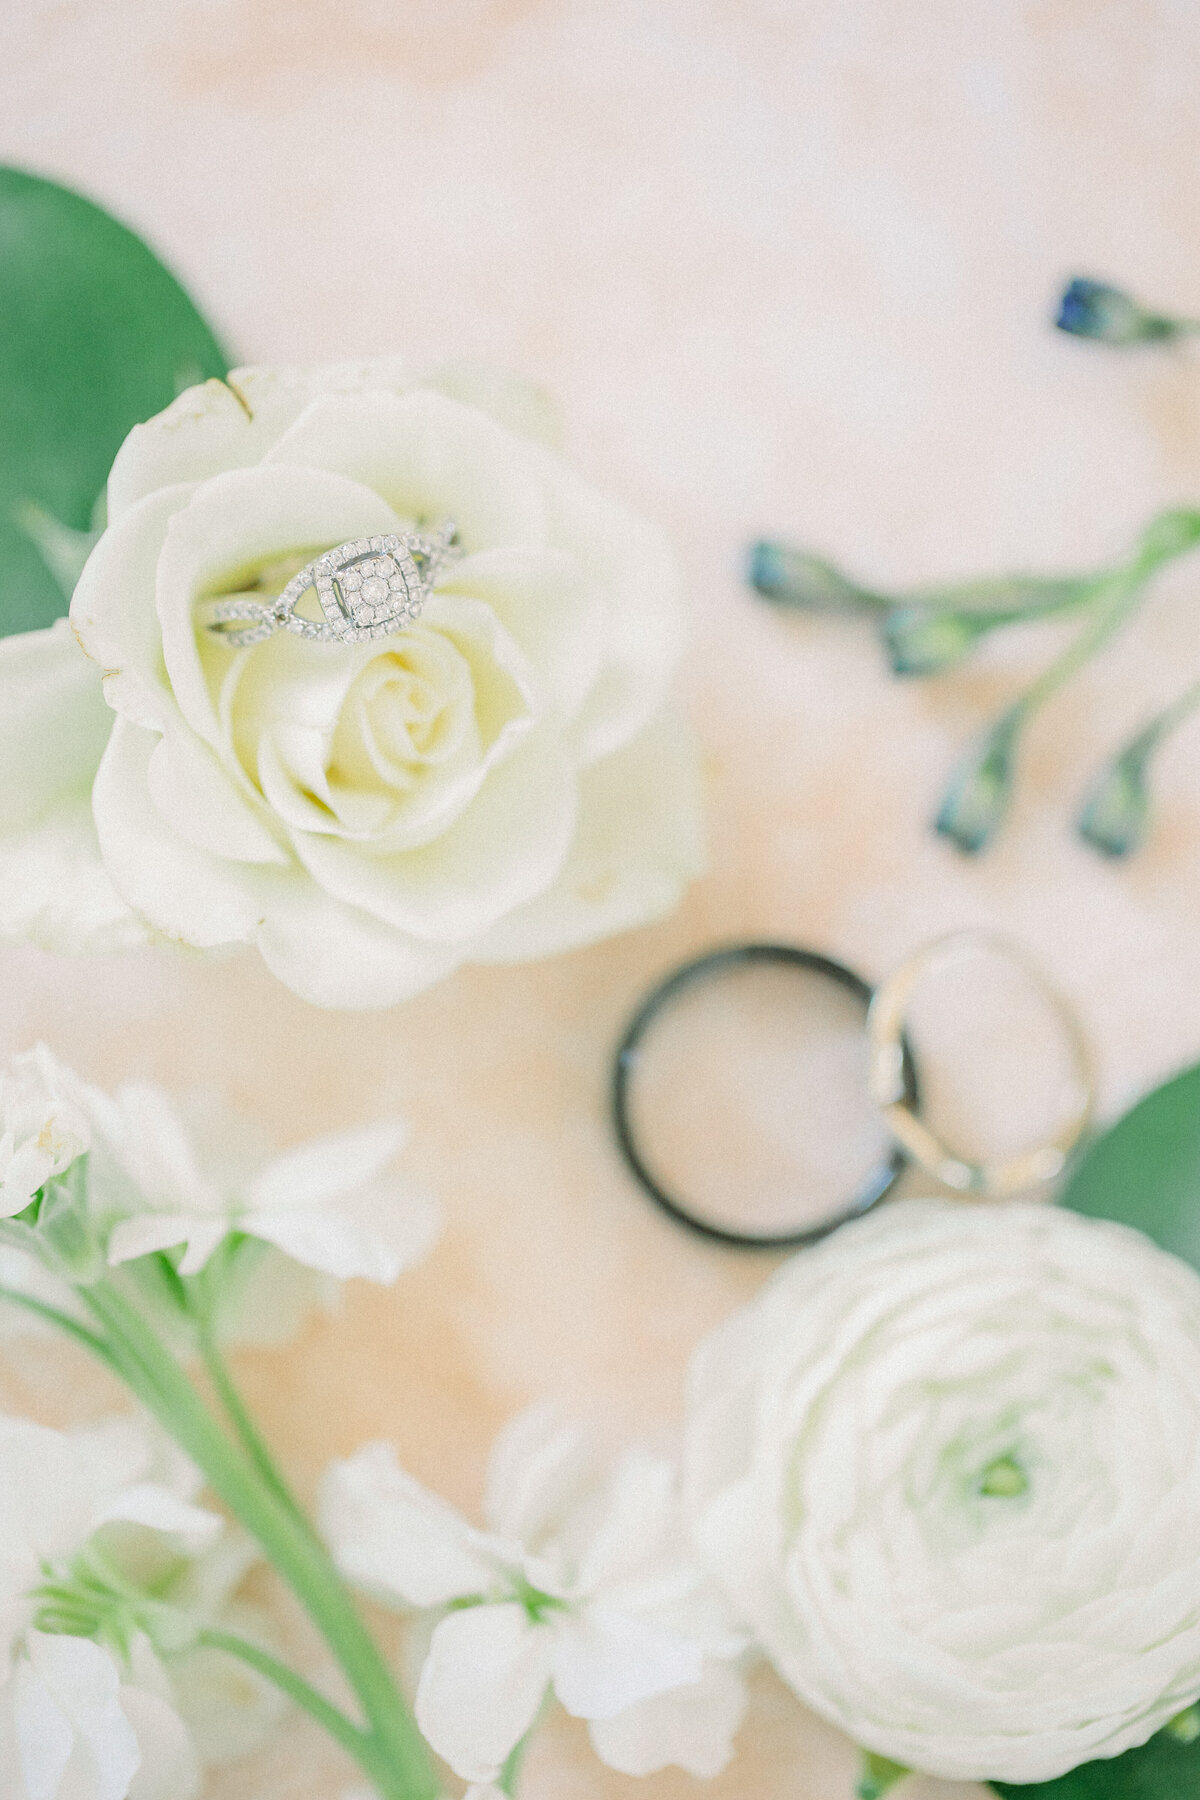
[0,1282,117,1365]
[193,1627,374,1766]
[78,1280,437,1800]
[197,1324,315,1537]
[936,510,1200,852]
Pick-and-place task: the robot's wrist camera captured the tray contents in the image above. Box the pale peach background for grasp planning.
[3,3,1200,1796]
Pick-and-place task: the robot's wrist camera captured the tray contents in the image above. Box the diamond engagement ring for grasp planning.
[199,521,460,649]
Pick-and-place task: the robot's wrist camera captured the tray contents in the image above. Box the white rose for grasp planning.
[683,1199,1200,1784]
[52,357,702,1007]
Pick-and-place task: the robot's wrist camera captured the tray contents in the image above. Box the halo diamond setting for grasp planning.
[201,522,459,649]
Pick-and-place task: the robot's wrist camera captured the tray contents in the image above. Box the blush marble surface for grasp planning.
[3,3,1200,1797]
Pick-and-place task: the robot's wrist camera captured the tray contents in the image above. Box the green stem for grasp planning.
[0,1282,118,1365]
[80,1281,437,1800]
[936,514,1200,851]
[194,1627,374,1767]
[1015,563,1148,721]
[500,1731,532,1796]
[197,1326,314,1536]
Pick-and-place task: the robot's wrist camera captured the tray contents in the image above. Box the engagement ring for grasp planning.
[199,521,460,648]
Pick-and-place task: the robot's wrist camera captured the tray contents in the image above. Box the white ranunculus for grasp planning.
[320,1405,746,1784]
[51,358,703,1008]
[684,1200,1200,1785]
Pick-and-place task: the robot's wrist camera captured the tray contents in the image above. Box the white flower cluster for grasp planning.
[7,1030,1200,1796]
[321,1405,747,1785]
[0,1044,438,1304]
[0,1410,234,1800]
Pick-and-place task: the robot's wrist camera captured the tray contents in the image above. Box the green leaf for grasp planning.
[857,1750,910,1798]
[0,165,228,635]
[1059,1060,1200,1273]
[1030,1077,1200,1800]
[991,1724,1200,1797]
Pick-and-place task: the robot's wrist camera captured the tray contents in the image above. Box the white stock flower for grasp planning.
[0,1411,221,1647]
[684,1199,1200,1785]
[0,1046,91,1219]
[320,1406,746,1784]
[0,1412,219,1800]
[48,1067,441,1284]
[50,357,704,1008]
[0,1630,199,1800]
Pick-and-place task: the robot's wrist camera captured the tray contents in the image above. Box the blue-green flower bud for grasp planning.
[882,607,989,676]
[1077,741,1152,858]
[935,710,1023,854]
[1055,278,1182,345]
[748,542,884,613]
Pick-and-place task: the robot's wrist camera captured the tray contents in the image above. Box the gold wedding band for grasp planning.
[866,929,1094,1198]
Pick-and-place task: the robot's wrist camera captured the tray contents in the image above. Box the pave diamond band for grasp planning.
[200,522,460,649]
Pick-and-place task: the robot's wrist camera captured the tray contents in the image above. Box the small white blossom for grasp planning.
[321,1406,745,1784]
[0,1411,221,1800]
[0,1412,222,1647]
[80,1078,439,1283]
[0,1046,90,1219]
[0,1629,199,1800]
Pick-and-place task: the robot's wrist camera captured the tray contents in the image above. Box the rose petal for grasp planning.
[438,547,606,727]
[0,800,148,956]
[92,718,272,946]
[295,721,576,943]
[71,485,198,731]
[264,389,547,555]
[0,622,114,831]
[254,881,462,1009]
[538,451,681,760]
[147,727,286,866]
[156,464,403,752]
[106,377,298,522]
[478,702,704,963]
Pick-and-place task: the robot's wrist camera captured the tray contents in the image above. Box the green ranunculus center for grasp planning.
[977,1453,1028,1498]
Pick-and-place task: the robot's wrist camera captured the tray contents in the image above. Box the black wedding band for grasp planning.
[611,943,920,1250]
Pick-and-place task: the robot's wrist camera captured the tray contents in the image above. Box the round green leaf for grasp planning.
[991,1725,1200,1798]
[0,165,228,634]
[1060,1060,1200,1270]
